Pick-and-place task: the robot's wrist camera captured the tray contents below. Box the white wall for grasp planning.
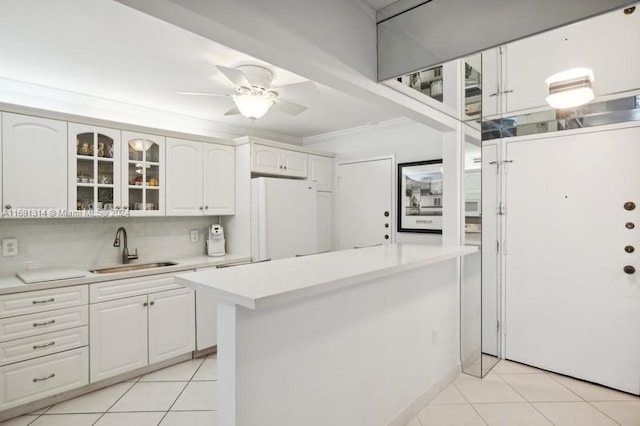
[304,118,445,245]
[0,216,217,276]
[233,260,461,426]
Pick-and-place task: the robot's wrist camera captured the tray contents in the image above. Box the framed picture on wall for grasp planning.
[397,159,443,233]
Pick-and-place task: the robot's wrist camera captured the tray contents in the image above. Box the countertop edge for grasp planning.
[178,245,477,310]
[0,254,252,295]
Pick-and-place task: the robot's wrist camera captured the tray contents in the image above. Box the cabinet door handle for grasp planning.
[4,205,11,210]
[143,302,148,307]
[33,341,56,350]
[279,165,283,169]
[205,206,209,209]
[149,301,155,306]
[199,206,203,210]
[32,373,55,383]
[32,298,55,305]
[33,319,56,327]
[284,165,287,170]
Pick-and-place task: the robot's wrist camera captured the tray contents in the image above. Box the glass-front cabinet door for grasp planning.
[68,123,121,214]
[122,131,165,216]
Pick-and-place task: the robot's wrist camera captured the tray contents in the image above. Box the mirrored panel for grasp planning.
[377,0,633,80]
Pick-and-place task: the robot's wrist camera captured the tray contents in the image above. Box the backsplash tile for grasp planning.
[0,217,219,276]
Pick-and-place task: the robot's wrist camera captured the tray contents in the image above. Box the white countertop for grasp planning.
[177,244,477,310]
[0,254,251,295]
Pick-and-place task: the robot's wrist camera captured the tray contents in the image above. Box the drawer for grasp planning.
[90,273,182,303]
[0,286,88,319]
[0,306,88,343]
[0,347,88,410]
[0,326,88,367]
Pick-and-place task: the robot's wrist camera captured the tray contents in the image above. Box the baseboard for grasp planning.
[386,363,461,426]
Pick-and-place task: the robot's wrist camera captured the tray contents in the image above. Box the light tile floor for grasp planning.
[2,357,639,425]
[414,360,640,426]
[0,354,218,426]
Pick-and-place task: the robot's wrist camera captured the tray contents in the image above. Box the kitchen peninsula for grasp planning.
[177,243,476,426]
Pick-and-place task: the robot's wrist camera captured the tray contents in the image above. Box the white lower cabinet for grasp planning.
[0,286,89,410]
[89,295,148,383]
[148,288,195,364]
[89,288,195,382]
[0,347,88,411]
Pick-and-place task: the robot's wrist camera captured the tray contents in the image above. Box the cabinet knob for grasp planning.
[199,206,203,210]
[205,206,209,209]
[625,245,635,253]
[284,165,287,169]
[143,302,148,307]
[150,301,155,306]
[626,222,635,229]
[279,165,283,169]
[385,224,389,228]
[4,205,11,210]
[384,235,389,240]
[624,201,636,211]
[384,211,389,217]
[623,265,636,274]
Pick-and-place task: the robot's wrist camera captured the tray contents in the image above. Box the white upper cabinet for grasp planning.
[308,154,333,191]
[203,143,234,215]
[68,123,121,212]
[2,113,67,212]
[166,139,203,216]
[252,144,308,178]
[166,138,234,216]
[122,131,165,216]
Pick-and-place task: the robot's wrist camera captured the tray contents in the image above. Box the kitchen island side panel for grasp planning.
[231,259,459,426]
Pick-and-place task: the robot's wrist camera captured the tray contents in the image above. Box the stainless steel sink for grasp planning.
[89,261,178,274]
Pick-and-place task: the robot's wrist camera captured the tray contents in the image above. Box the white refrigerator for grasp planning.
[251,177,318,261]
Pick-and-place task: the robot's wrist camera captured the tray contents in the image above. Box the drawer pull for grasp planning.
[33,341,56,350]
[32,298,56,305]
[32,373,55,383]
[33,319,56,327]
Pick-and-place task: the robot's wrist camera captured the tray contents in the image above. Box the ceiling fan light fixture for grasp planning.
[233,94,274,119]
[545,68,595,109]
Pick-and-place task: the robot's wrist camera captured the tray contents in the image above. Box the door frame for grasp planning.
[335,155,396,247]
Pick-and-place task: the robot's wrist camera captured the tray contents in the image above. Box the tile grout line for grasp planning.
[90,380,140,426]
[156,355,208,425]
[544,374,623,426]
[450,379,489,426]
[488,371,558,425]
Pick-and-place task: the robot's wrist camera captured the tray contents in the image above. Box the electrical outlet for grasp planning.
[189,229,199,243]
[2,239,18,257]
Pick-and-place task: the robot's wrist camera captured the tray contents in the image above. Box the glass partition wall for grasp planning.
[459,55,500,377]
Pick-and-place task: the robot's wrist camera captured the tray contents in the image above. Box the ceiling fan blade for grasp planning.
[272,99,308,116]
[271,81,319,97]
[177,91,231,97]
[216,65,252,88]
[224,106,242,116]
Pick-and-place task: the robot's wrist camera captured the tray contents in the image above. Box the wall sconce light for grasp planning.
[545,68,595,109]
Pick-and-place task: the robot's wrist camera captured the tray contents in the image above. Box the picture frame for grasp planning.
[397,159,443,233]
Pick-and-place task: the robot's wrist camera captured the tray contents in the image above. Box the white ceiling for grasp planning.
[360,0,402,10]
[0,0,398,139]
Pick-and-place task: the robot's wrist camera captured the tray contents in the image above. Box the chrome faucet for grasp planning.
[113,227,139,264]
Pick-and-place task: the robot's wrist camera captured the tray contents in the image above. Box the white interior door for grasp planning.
[504,125,640,394]
[336,158,393,250]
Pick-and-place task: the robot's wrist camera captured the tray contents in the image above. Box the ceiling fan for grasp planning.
[179,65,317,119]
